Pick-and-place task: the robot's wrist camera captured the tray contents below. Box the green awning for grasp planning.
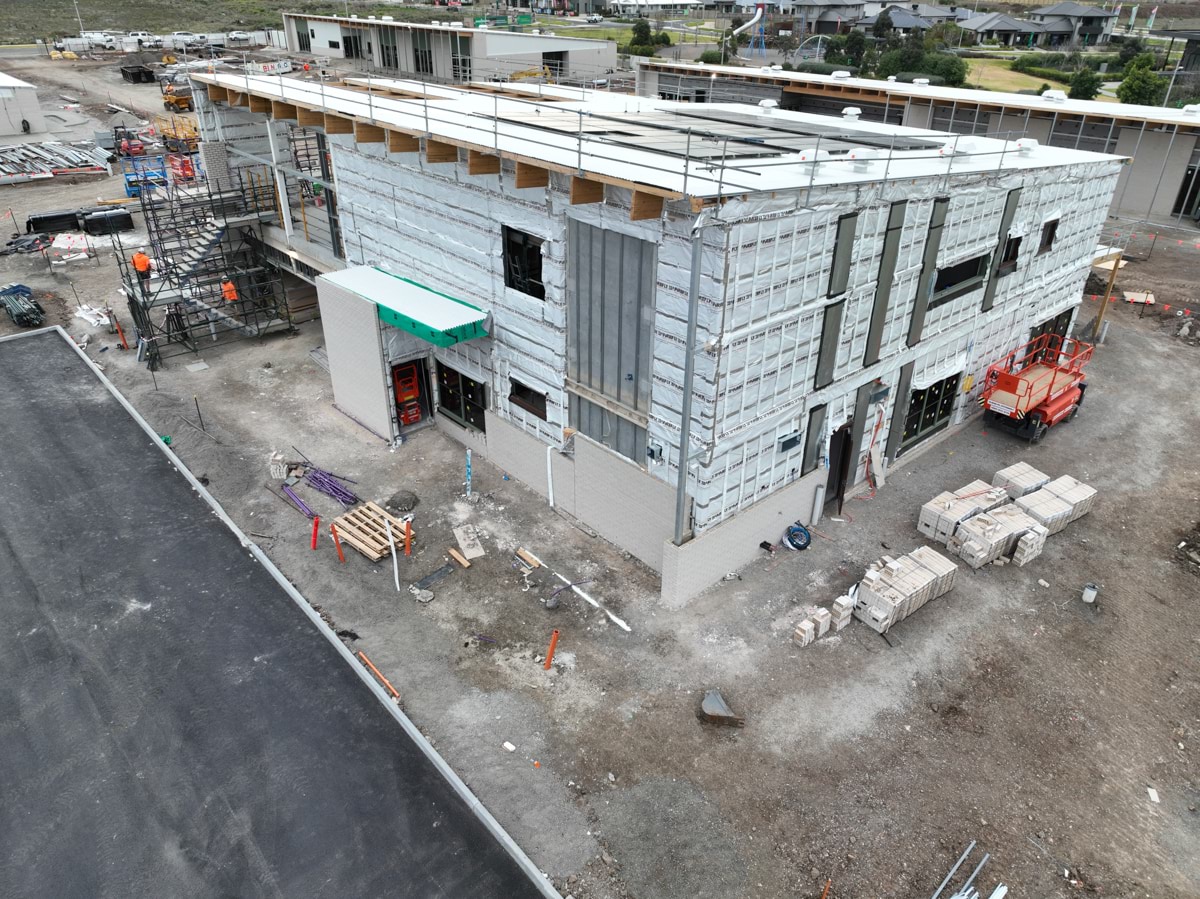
[319,265,489,347]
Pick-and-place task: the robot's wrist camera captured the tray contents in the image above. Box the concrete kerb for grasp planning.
[3,326,562,899]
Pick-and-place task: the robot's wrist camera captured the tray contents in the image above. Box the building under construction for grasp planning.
[185,71,1123,604]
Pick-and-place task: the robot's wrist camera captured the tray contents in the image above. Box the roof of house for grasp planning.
[960,12,1044,32]
[790,0,866,7]
[904,3,967,18]
[1151,28,1200,40]
[1030,2,1116,17]
[192,72,1120,200]
[859,7,934,28]
[1035,15,1081,31]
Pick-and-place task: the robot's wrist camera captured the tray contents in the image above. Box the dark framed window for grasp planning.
[413,30,433,76]
[502,226,545,299]
[509,378,547,419]
[1038,219,1059,254]
[865,200,907,367]
[899,373,959,453]
[802,404,827,476]
[827,213,858,298]
[814,299,844,389]
[328,40,340,49]
[998,236,1021,276]
[778,432,802,453]
[436,361,486,432]
[929,253,990,309]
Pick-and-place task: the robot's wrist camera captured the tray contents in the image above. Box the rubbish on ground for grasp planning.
[448,547,471,568]
[853,546,958,634]
[304,467,358,506]
[453,525,486,560]
[1038,579,1051,588]
[698,689,745,727]
[331,501,415,561]
[357,651,400,700]
[503,741,516,752]
[1147,787,1160,803]
[1123,290,1155,305]
[74,304,110,328]
[185,361,210,372]
[516,548,541,568]
[281,484,314,518]
[412,589,435,603]
[0,284,45,328]
[1082,583,1098,603]
[413,563,455,591]
[0,234,50,255]
[385,518,400,592]
[759,540,776,554]
[0,142,111,184]
[520,548,630,632]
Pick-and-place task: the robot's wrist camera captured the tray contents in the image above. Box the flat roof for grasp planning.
[0,329,551,899]
[284,11,615,47]
[640,59,1200,129]
[0,71,36,89]
[194,72,1119,200]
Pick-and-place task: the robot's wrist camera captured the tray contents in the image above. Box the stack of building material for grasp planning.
[852,547,958,633]
[1014,488,1074,535]
[812,608,832,637]
[992,462,1050,499]
[792,618,815,647]
[950,503,1040,568]
[918,480,1012,545]
[1013,524,1049,567]
[831,595,854,632]
[1042,475,1097,522]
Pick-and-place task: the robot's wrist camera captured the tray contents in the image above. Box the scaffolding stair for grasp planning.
[174,220,227,286]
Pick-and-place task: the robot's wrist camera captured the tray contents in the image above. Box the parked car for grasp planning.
[80,31,118,50]
[586,14,604,22]
[227,30,252,42]
[166,31,201,49]
[127,31,159,46]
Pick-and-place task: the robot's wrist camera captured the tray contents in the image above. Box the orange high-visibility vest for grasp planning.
[221,280,238,303]
[132,252,150,272]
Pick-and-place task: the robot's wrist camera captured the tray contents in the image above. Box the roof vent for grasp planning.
[887,75,897,82]
[842,106,862,121]
[1015,138,1039,154]
[759,98,779,113]
[848,147,881,170]
[832,70,851,79]
[939,139,976,156]
[1183,104,1200,116]
[913,78,930,86]
[771,64,783,71]
[798,148,831,165]
[1043,89,1067,103]
[450,20,464,27]
[761,66,773,73]
[368,15,376,19]
[382,15,394,20]
[350,13,358,17]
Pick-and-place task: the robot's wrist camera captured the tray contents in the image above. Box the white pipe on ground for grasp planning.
[546,445,555,509]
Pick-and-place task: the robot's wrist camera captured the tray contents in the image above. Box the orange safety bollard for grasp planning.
[311,515,320,550]
[330,523,346,563]
[543,629,560,670]
[404,520,411,557]
[357,651,400,699]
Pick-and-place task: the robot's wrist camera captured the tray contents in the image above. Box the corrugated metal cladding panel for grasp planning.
[566,218,656,422]
[316,276,394,441]
[570,394,647,462]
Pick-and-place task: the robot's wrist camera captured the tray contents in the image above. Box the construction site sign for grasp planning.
[245,60,293,75]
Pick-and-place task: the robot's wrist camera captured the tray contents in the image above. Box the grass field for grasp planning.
[965,57,1118,102]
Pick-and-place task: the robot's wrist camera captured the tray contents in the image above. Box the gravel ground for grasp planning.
[1,73,1198,898]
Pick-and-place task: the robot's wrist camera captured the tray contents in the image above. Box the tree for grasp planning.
[698,49,724,64]
[655,31,672,46]
[1117,65,1167,104]
[876,45,925,79]
[1038,82,1052,95]
[843,29,867,65]
[631,19,652,46]
[1117,36,1145,67]
[925,22,970,50]
[871,10,894,39]
[1068,67,1102,100]
[1123,51,1157,76]
[919,51,967,85]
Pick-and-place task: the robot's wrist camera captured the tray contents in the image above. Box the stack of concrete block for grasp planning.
[1012,524,1049,567]
[918,481,1010,545]
[1014,488,1074,535]
[992,462,1051,499]
[1042,475,1097,522]
[792,618,815,647]
[950,503,1040,568]
[853,547,959,633]
[812,608,832,637]
[831,595,854,631]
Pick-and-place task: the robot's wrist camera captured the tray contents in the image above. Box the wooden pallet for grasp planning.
[332,501,414,562]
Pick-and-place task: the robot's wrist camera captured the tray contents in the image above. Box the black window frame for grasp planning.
[412,30,433,76]
[436,360,487,432]
[998,235,1021,276]
[898,372,960,453]
[929,253,990,309]
[814,299,845,390]
[802,404,827,476]
[508,378,548,420]
[1038,219,1059,254]
[827,212,858,298]
[327,39,340,49]
[502,225,545,300]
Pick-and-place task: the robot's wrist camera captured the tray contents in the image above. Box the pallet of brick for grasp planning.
[990,503,1041,554]
[1042,475,1097,522]
[831,595,854,631]
[992,461,1051,499]
[1014,488,1074,535]
[853,547,958,632]
[792,618,815,647]
[950,512,1010,568]
[909,545,958,598]
[918,491,979,544]
[954,479,1009,512]
[812,607,832,637]
[1012,524,1049,567]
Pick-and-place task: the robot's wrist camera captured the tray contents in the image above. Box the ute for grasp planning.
[979,333,1093,443]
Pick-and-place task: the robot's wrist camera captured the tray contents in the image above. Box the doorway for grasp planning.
[826,422,854,513]
[392,360,433,432]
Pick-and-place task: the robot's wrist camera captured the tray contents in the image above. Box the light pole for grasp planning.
[1164,64,1183,107]
[73,0,84,34]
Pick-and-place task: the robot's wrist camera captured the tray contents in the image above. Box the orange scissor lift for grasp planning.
[980,333,1093,443]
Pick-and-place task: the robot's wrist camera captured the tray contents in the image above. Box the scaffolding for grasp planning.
[115,166,291,366]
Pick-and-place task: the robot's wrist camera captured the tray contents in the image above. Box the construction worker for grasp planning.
[131,249,151,298]
[221,278,239,304]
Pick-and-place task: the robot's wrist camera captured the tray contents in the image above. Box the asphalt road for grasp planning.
[0,329,547,899]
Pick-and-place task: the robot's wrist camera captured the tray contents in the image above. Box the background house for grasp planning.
[1027,2,1116,45]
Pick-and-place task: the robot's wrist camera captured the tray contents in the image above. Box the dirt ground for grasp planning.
[3,72,1200,899]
